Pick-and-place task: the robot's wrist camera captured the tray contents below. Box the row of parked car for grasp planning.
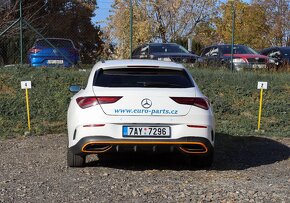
[132,43,290,70]
[1,38,289,70]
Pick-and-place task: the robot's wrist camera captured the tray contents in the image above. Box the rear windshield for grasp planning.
[93,68,194,88]
[35,39,74,48]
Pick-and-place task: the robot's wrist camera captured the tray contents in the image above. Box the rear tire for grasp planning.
[67,148,85,167]
[189,150,214,169]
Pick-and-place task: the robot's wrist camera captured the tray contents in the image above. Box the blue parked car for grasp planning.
[28,38,80,67]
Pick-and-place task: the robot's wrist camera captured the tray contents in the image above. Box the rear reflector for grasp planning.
[187,125,207,128]
[83,124,105,127]
[76,96,122,109]
[170,97,209,110]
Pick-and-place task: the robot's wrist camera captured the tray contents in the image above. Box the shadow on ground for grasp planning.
[86,133,290,171]
[213,134,290,170]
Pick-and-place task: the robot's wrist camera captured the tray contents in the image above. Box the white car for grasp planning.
[67,60,215,167]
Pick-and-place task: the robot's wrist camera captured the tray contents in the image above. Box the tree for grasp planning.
[0,0,45,64]
[215,0,270,49]
[194,21,219,47]
[106,0,155,59]
[107,0,218,58]
[252,0,290,46]
[1,0,104,64]
[147,0,218,42]
[42,0,103,63]
[0,0,44,37]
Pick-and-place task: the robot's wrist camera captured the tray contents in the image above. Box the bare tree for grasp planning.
[147,0,218,42]
[106,0,218,58]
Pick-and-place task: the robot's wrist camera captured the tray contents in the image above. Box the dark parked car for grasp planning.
[28,38,80,67]
[260,46,290,68]
[132,43,198,63]
[199,44,272,70]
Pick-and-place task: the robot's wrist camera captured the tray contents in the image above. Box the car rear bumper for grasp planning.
[28,55,77,67]
[30,59,73,67]
[69,136,214,156]
[69,121,215,148]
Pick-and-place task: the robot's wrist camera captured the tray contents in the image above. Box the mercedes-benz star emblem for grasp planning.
[141,98,152,109]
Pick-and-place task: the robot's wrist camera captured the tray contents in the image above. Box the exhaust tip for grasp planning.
[179,143,208,154]
[82,143,112,153]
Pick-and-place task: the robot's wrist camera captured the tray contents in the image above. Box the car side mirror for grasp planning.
[69,85,81,93]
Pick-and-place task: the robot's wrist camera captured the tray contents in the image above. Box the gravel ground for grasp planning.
[0,133,289,203]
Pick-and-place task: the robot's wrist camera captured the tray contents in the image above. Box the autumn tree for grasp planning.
[106,1,155,59]
[194,21,219,47]
[252,0,290,46]
[215,0,270,49]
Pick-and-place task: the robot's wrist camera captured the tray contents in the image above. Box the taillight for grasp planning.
[76,96,122,109]
[187,125,207,128]
[76,97,98,109]
[29,48,41,53]
[83,124,105,127]
[170,97,209,110]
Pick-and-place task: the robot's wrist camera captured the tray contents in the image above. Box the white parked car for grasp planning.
[67,60,215,167]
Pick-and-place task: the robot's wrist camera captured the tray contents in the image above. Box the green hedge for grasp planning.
[0,66,89,137]
[0,65,289,138]
[188,67,290,137]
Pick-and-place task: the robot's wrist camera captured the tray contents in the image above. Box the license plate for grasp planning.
[123,126,171,137]
[252,64,266,69]
[47,60,63,64]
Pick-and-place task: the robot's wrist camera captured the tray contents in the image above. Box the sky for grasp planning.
[93,0,114,28]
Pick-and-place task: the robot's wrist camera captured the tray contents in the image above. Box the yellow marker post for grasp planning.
[257,87,263,130]
[257,82,268,131]
[25,88,31,131]
[21,81,32,131]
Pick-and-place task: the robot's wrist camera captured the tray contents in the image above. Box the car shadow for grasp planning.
[85,133,290,171]
[213,133,290,170]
